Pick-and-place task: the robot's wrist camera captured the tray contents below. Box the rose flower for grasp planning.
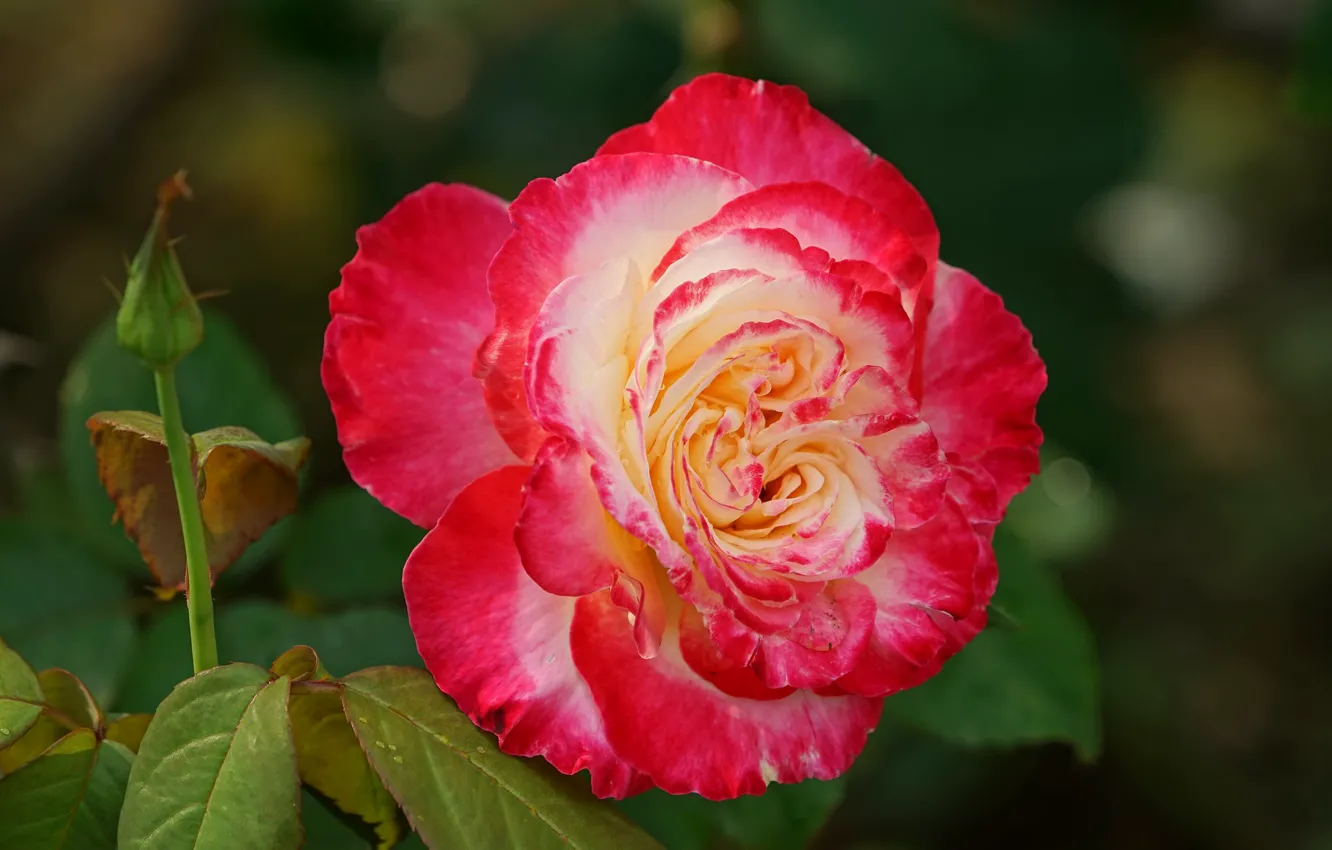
[323,74,1046,801]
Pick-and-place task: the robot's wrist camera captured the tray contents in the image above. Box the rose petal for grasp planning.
[403,466,649,798]
[599,73,938,285]
[918,263,1047,514]
[526,258,641,449]
[678,606,795,701]
[479,153,754,460]
[836,497,983,697]
[707,580,878,691]
[641,264,916,412]
[324,183,515,528]
[522,254,696,584]
[656,182,927,305]
[515,438,618,597]
[517,437,667,658]
[571,590,883,799]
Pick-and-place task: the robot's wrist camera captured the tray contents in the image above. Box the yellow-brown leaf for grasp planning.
[87,412,310,588]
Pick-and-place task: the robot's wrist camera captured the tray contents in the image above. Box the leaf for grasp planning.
[281,486,423,605]
[271,645,330,683]
[38,669,101,731]
[86,412,310,589]
[192,426,312,580]
[60,310,302,578]
[302,788,428,850]
[620,779,847,850]
[118,664,301,849]
[115,601,420,714]
[341,666,661,850]
[104,714,153,754]
[0,728,134,850]
[0,522,136,707]
[0,668,105,776]
[0,637,43,750]
[0,716,68,776]
[884,533,1101,759]
[290,679,404,848]
[274,643,402,846]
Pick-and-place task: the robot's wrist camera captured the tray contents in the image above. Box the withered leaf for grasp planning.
[87,412,310,588]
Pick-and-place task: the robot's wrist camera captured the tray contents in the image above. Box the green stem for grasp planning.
[154,367,218,672]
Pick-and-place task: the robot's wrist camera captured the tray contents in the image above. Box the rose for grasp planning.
[323,74,1046,801]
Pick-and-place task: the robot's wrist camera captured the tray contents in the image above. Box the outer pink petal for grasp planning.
[478,153,754,460]
[599,73,938,278]
[571,591,883,800]
[403,466,650,798]
[324,183,516,527]
[918,263,1047,513]
[836,497,983,697]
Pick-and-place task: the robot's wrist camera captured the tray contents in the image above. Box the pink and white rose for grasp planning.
[323,74,1046,800]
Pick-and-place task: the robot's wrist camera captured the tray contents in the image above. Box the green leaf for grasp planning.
[0,637,43,750]
[38,669,100,731]
[103,714,153,754]
[115,601,419,713]
[341,666,661,850]
[282,487,423,605]
[0,671,100,778]
[119,664,301,849]
[291,679,404,848]
[85,412,311,589]
[302,788,429,850]
[0,668,105,776]
[621,779,847,850]
[0,523,136,707]
[884,534,1101,759]
[0,728,134,850]
[60,310,301,579]
[271,645,330,683]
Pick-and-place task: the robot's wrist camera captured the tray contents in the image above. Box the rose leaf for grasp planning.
[0,638,43,751]
[341,666,662,850]
[288,664,404,848]
[117,664,301,849]
[86,412,310,589]
[0,728,133,849]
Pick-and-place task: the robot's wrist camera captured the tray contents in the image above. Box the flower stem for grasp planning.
[154,367,218,672]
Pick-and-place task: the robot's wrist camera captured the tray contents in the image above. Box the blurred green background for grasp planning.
[2,0,1331,848]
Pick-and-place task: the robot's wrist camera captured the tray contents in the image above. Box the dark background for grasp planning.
[1,1,1330,848]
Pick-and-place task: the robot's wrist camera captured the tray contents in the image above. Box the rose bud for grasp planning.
[116,170,204,369]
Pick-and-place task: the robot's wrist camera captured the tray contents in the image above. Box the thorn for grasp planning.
[193,289,229,303]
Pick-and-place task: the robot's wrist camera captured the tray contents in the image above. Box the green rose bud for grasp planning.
[115,170,204,368]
